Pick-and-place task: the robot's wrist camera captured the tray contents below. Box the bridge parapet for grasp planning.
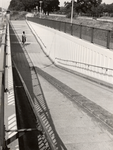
[0,16,19,149]
[0,20,6,150]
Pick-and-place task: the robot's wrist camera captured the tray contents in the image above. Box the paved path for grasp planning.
[10,20,113,150]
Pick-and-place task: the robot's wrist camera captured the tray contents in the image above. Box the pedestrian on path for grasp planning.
[22,31,26,45]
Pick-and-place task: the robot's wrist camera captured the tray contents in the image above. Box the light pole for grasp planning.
[71,0,74,24]
[39,1,42,18]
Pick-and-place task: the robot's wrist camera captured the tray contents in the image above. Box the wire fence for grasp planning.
[27,17,113,50]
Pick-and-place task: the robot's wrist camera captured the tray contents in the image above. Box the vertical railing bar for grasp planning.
[64,22,66,33]
[80,23,82,39]
[71,23,73,35]
[91,27,94,43]
[107,30,110,49]
[59,21,61,31]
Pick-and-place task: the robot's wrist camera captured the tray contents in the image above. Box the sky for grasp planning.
[0,0,113,9]
[0,0,11,9]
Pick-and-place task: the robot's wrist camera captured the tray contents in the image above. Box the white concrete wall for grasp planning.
[28,21,113,84]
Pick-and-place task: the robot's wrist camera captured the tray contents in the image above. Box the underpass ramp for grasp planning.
[9,20,113,150]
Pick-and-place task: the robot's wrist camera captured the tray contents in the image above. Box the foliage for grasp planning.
[8,0,113,18]
[63,0,113,17]
[64,0,102,16]
[8,0,24,11]
[76,0,102,13]
[42,0,60,15]
[8,0,60,14]
[105,3,113,14]
[10,11,27,20]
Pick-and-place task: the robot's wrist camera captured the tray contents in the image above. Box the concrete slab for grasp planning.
[10,20,113,150]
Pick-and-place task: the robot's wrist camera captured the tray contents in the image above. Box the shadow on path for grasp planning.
[9,22,67,150]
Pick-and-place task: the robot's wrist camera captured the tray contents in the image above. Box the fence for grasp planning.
[27,19,113,85]
[27,17,113,50]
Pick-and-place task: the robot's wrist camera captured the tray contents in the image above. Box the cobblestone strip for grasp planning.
[35,67,113,130]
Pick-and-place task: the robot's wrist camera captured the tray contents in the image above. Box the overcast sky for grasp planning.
[0,0,11,9]
[0,0,113,9]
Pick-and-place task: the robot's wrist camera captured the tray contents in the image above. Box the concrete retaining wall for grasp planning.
[27,21,113,85]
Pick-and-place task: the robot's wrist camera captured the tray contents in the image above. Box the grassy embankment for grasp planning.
[10,11,27,20]
[10,11,113,30]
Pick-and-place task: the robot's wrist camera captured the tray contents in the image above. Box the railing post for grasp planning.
[54,20,56,29]
[80,23,82,39]
[64,22,66,33]
[107,30,110,49]
[91,27,94,43]
[59,21,61,31]
[71,23,73,35]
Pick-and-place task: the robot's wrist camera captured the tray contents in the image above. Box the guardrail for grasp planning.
[0,22,7,150]
[27,17,113,50]
[55,57,113,87]
[56,57,113,72]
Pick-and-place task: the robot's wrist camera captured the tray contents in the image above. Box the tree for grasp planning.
[91,4,104,17]
[21,0,39,11]
[64,1,76,17]
[106,3,113,15]
[76,0,102,13]
[9,0,24,11]
[64,0,102,16]
[8,0,60,14]
[42,0,60,15]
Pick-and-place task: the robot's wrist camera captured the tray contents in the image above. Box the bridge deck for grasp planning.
[9,20,113,150]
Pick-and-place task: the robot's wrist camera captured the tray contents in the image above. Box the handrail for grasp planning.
[0,21,7,149]
[55,57,113,71]
[13,61,57,150]
[27,17,113,49]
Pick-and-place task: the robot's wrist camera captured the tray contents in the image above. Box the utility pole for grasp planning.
[39,1,42,18]
[71,0,74,24]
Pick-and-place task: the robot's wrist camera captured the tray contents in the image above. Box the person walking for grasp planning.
[22,31,26,45]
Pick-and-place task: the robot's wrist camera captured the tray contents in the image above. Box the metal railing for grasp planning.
[27,17,113,50]
[0,22,7,150]
[55,57,113,73]
[13,61,57,150]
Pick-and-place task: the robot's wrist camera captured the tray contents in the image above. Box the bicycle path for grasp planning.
[10,20,113,150]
